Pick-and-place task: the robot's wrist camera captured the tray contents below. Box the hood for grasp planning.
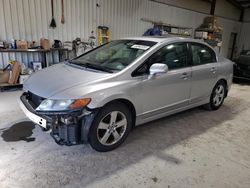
[236,56,250,65]
[23,63,111,98]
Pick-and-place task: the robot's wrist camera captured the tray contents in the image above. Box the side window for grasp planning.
[133,43,188,76]
[190,44,216,66]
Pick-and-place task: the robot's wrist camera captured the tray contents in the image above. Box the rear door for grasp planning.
[189,43,219,104]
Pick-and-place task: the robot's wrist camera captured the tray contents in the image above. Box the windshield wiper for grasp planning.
[68,61,113,73]
[84,63,113,73]
[68,60,88,65]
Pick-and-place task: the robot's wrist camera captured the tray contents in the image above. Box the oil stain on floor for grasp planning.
[1,121,36,142]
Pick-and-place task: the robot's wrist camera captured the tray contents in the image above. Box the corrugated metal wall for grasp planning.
[238,23,250,51]
[0,0,242,68]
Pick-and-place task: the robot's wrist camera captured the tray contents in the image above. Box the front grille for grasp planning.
[27,91,45,108]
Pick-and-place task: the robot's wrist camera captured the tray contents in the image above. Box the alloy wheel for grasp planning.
[97,111,127,146]
[213,85,225,107]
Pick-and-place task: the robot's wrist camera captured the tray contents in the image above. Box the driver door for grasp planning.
[133,42,192,120]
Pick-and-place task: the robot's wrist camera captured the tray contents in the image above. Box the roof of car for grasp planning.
[121,36,200,43]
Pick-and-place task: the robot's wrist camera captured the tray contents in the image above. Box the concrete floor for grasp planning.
[0,83,250,188]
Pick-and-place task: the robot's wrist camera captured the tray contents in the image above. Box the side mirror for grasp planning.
[148,63,168,80]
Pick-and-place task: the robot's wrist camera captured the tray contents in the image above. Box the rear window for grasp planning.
[190,43,216,65]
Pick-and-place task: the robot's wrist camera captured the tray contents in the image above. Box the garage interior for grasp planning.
[0,0,250,187]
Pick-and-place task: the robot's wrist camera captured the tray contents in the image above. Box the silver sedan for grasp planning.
[20,37,233,151]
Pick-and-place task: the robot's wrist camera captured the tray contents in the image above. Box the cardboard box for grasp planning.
[8,61,21,84]
[16,40,28,49]
[0,70,10,84]
[204,16,219,30]
[40,38,50,50]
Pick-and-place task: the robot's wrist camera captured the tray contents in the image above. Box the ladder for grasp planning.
[97,26,110,45]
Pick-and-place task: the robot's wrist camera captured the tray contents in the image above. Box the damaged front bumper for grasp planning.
[20,92,97,146]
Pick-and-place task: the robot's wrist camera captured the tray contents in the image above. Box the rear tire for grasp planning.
[204,80,226,111]
[88,102,132,152]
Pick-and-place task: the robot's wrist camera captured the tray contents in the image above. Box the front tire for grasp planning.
[88,102,132,152]
[205,80,226,111]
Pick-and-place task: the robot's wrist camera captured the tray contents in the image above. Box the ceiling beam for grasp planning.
[240,8,245,21]
[239,1,250,5]
[202,0,212,3]
[226,0,243,9]
[210,0,216,14]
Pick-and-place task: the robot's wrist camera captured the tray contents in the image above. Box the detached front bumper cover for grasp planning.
[20,93,52,128]
[20,92,98,145]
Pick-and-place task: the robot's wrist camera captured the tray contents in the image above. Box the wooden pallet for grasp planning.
[0,83,23,92]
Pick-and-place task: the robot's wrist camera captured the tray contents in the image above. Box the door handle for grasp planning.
[180,72,188,80]
[210,67,217,74]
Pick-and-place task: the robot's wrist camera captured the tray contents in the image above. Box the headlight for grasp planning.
[36,98,91,111]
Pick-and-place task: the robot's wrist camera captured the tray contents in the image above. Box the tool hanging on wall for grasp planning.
[97,26,110,45]
[88,31,96,49]
[61,0,65,24]
[49,0,56,28]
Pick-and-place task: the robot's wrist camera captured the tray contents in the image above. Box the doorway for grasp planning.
[227,32,237,60]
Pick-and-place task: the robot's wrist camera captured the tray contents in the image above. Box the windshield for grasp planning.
[240,50,250,56]
[69,40,157,73]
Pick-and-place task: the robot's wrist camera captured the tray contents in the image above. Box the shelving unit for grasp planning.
[194,16,223,52]
[0,49,49,68]
[155,24,193,38]
[195,29,222,48]
[141,18,193,38]
[0,48,69,91]
[0,48,69,68]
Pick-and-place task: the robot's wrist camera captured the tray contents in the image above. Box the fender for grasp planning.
[81,109,99,143]
[88,93,136,109]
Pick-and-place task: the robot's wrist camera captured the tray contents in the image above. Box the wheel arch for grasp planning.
[103,98,136,128]
[217,78,228,97]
